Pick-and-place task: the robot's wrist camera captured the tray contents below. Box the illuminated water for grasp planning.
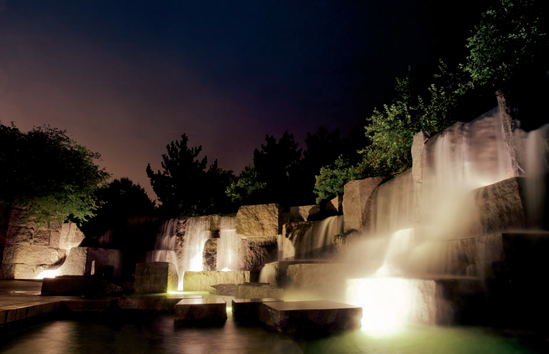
[0,315,543,354]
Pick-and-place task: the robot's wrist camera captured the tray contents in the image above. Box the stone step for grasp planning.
[174,297,227,325]
[0,300,62,325]
[258,300,362,336]
[232,298,282,324]
[118,294,202,312]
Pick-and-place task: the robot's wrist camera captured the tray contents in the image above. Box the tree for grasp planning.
[225,166,266,205]
[226,132,304,208]
[81,178,156,236]
[461,0,547,90]
[146,134,235,217]
[0,122,111,225]
[313,156,366,204]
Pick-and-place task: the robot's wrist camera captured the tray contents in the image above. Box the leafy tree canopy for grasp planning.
[461,0,547,90]
[0,122,111,225]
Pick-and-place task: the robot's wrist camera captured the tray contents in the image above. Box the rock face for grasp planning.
[202,239,217,271]
[472,177,527,234]
[289,205,320,222]
[241,236,278,271]
[0,208,86,279]
[343,177,389,233]
[134,262,178,293]
[236,204,282,237]
[183,271,250,292]
[326,196,342,213]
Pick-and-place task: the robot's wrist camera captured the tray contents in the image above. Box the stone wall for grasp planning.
[0,208,85,279]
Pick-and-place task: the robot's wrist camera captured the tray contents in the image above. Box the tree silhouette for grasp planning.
[147,134,235,217]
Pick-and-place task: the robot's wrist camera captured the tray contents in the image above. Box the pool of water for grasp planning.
[0,314,545,354]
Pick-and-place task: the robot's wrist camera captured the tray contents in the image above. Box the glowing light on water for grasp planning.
[36,269,60,279]
[347,277,413,335]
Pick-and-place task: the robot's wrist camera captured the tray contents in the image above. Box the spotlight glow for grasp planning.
[36,269,60,279]
[347,277,413,336]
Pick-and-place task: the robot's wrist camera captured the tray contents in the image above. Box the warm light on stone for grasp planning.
[36,269,60,279]
[346,277,413,335]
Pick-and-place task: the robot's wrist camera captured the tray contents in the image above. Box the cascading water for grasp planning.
[147,217,211,290]
[179,216,211,271]
[284,215,343,260]
[217,215,241,271]
[346,106,549,334]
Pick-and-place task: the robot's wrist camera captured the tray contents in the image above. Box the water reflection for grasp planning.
[0,315,543,354]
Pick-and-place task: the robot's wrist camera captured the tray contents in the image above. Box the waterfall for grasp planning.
[179,216,211,272]
[216,215,241,271]
[286,215,343,259]
[147,217,211,290]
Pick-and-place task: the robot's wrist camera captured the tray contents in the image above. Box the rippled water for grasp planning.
[0,314,545,354]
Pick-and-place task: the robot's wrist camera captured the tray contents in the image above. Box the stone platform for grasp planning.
[258,300,362,335]
[118,294,204,312]
[174,297,227,325]
[232,298,281,324]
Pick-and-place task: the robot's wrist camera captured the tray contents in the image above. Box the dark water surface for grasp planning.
[0,313,545,354]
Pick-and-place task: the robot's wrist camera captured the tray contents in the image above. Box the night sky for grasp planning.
[0,0,444,200]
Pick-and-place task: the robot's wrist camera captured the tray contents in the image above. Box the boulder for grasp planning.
[290,205,320,222]
[134,262,179,293]
[343,176,389,233]
[236,204,282,237]
[183,271,250,292]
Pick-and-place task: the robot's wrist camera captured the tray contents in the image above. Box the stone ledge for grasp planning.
[258,300,362,336]
[174,297,227,325]
[232,298,281,324]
